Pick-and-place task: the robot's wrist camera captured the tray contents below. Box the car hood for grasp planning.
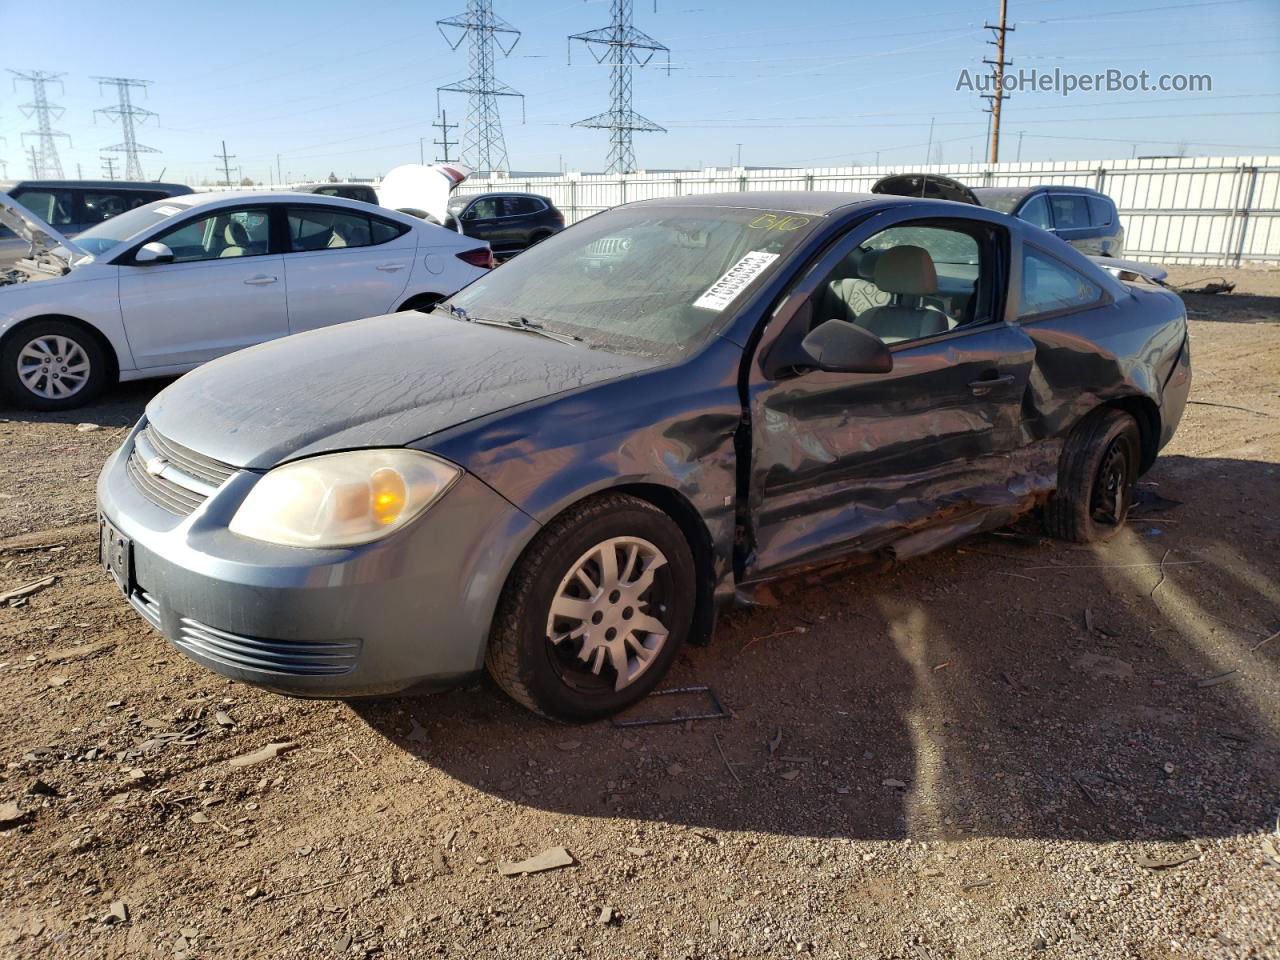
[0,192,88,260]
[145,312,653,470]
[377,163,471,224]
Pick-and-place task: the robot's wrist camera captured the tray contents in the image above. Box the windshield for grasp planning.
[73,199,192,255]
[445,205,820,360]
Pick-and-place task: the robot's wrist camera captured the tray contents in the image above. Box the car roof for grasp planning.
[628,191,878,216]
[971,185,1107,201]
[173,190,389,210]
[0,179,192,193]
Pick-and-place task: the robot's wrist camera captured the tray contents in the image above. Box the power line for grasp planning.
[93,76,160,181]
[215,140,236,186]
[569,0,671,174]
[8,69,71,179]
[437,1,524,174]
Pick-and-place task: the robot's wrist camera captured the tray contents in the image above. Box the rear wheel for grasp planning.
[1044,408,1141,542]
[1,320,109,410]
[486,494,696,721]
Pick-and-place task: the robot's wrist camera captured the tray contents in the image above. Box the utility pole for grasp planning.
[93,77,159,181]
[437,2,524,174]
[1017,130,1025,161]
[570,0,670,174]
[215,140,236,187]
[9,69,71,178]
[983,0,1014,163]
[433,110,459,162]
[101,156,117,180]
[736,143,742,167]
[276,154,283,185]
[925,117,935,165]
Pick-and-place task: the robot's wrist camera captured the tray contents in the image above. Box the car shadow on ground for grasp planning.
[1181,290,1280,324]
[0,378,170,427]
[353,453,1280,844]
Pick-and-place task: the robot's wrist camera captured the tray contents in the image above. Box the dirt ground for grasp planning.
[0,266,1277,960]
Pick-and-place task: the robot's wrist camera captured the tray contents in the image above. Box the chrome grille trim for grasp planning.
[126,424,236,516]
[174,618,361,677]
[129,588,162,630]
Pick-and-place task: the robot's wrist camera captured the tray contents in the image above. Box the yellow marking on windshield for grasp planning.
[748,213,812,232]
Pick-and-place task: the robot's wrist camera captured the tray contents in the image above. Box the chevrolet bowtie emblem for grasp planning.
[144,456,168,477]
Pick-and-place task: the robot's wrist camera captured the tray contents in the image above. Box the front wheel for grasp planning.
[1,320,109,410]
[1044,408,1141,543]
[486,494,696,721]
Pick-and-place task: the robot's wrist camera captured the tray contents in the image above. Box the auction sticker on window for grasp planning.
[693,251,780,311]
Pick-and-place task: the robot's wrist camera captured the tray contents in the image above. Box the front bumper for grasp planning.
[96,428,540,698]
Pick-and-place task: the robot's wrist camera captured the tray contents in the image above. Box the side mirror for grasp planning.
[799,319,893,374]
[134,241,174,265]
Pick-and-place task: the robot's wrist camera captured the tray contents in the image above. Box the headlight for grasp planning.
[228,449,460,547]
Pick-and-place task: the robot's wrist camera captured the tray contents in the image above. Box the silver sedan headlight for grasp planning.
[228,449,460,547]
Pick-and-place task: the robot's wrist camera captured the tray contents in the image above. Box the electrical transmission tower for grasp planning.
[8,70,71,179]
[437,1,524,174]
[94,77,160,181]
[569,0,670,175]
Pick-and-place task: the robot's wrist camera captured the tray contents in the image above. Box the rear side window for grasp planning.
[1019,247,1103,318]
[1017,194,1052,230]
[12,188,74,226]
[1049,194,1090,229]
[504,196,542,216]
[288,207,408,251]
[82,191,130,224]
[1087,196,1114,226]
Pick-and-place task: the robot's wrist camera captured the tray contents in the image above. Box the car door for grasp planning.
[743,212,1037,578]
[1046,192,1099,254]
[459,196,503,247]
[281,205,415,333]
[117,205,288,368]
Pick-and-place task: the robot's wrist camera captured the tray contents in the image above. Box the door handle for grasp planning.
[968,373,1015,394]
[376,263,406,272]
[244,275,278,285]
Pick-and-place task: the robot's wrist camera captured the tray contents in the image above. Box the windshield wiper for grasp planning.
[440,304,583,346]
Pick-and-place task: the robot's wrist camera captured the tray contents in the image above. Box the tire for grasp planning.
[1,319,109,411]
[398,294,443,313]
[1044,408,1141,543]
[486,493,696,722]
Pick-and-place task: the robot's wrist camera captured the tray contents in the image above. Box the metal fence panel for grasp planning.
[454,155,1280,266]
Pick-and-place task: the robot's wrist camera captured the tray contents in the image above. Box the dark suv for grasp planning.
[445,192,564,256]
[292,182,379,205]
[872,175,1124,258]
[0,179,194,266]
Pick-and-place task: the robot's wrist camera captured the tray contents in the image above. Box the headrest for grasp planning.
[855,248,880,282]
[873,245,938,296]
[224,221,250,246]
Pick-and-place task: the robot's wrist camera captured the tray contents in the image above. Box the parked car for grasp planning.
[444,192,565,255]
[0,179,194,268]
[872,174,1124,257]
[292,182,379,205]
[96,191,1190,721]
[0,191,492,409]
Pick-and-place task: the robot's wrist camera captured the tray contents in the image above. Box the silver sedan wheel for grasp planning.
[545,536,670,692]
[17,334,91,400]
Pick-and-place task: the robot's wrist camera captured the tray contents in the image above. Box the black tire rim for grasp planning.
[543,536,676,697]
[1091,437,1132,527]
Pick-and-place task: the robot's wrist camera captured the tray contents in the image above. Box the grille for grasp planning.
[126,424,236,516]
[129,588,162,630]
[174,619,361,677]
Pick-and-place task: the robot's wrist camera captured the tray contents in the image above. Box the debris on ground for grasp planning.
[1196,670,1238,689]
[228,741,297,768]
[0,575,58,607]
[497,846,575,877]
[45,640,115,664]
[1135,851,1200,870]
[0,801,26,826]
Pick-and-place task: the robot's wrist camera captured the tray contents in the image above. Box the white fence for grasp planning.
[454,156,1280,267]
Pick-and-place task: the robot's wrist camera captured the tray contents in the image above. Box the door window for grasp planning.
[814,222,988,344]
[464,198,499,221]
[1018,247,1103,318]
[151,208,272,262]
[1017,194,1052,230]
[12,189,74,226]
[287,208,373,251]
[1087,196,1114,226]
[1049,194,1090,229]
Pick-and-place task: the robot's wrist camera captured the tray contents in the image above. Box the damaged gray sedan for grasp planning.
[96,192,1191,721]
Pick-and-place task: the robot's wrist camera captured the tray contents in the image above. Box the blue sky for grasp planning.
[1,0,1277,183]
